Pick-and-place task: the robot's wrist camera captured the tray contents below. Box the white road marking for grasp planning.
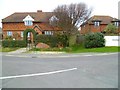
[0,68,77,80]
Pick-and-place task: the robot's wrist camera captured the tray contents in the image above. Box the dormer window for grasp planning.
[114,22,119,27]
[24,20,33,26]
[49,15,59,26]
[23,15,34,26]
[94,21,100,27]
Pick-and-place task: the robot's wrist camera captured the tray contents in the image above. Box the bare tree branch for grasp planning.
[52,3,92,35]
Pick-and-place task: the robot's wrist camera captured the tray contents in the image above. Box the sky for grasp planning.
[0,0,119,27]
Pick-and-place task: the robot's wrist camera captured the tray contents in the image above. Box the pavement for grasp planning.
[7,48,65,54]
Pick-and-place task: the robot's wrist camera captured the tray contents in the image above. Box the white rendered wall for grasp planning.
[104,36,120,46]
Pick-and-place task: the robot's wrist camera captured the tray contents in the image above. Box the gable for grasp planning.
[23,15,34,21]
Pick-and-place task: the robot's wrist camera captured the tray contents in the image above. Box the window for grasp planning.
[49,15,59,22]
[49,15,59,26]
[23,15,34,26]
[114,22,119,27]
[94,21,100,27]
[7,31,12,36]
[21,31,23,37]
[45,31,53,35]
[24,20,33,26]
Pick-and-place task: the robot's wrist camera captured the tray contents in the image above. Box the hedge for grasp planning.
[84,32,105,48]
[35,34,68,47]
[23,28,37,43]
[2,40,27,48]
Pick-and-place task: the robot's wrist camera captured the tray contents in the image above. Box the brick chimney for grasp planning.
[37,10,42,13]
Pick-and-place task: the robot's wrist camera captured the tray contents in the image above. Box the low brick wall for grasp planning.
[104,36,120,46]
[36,43,50,49]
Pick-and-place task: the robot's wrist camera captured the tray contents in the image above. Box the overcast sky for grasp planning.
[0,0,119,27]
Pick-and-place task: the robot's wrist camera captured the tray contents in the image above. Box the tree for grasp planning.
[52,3,92,36]
[104,23,117,35]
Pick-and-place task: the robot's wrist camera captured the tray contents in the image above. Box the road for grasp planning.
[1,53,118,88]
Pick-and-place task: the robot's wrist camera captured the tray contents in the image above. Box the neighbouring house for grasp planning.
[0,27,2,40]
[2,10,62,40]
[80,15,120,34]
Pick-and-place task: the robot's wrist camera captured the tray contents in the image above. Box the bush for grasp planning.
[76,34,84,44]
[35,34,68,47]
[84,32,105,48]
[5,36,13,40]
[69,35,77,46]
[2,40,27,48]
[102,23,118,35]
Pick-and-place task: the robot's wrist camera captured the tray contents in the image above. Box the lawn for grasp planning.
[0,47,19,52]
[69,45,120,53]
[0,45,119,53]
[31,45,120,53]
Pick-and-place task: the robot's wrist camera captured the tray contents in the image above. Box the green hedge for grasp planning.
[84,32,105,48]
[35,34,68,47]
[2,40,27,48]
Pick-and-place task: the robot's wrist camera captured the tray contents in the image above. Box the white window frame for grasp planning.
[24,20,33,26]
[7,31,12,36]
[21,31,24,37]
[114,22,119,27]
[23,15,34,26]
[94,21,100,27]
[45,31,53,35]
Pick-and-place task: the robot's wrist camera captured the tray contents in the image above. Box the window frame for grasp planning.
[94,21,100,27]
[44,31,53,35]
[24,20,33,26]
[114,22,119,27]
[21,31,24,37]
[7,31,12,36]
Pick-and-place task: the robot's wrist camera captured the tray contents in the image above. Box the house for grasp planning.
[0,27,2,40]
[80,15,120,34]
[2,10,62,40]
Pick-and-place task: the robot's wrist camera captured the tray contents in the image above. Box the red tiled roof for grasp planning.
[2,11,53,23]
[80,15,119,26]
[88,15,119,24]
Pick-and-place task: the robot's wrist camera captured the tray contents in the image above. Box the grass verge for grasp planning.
[0,47,19,52]
[30,45,120,53]
[69,45,120,53]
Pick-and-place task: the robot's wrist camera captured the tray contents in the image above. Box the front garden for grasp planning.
[1,27,120,53]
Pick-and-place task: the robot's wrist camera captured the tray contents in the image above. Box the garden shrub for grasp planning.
[69,35,77,46]
[84,32,105,48]
[56,34,68,47]
[101,23,118,35]
[76,34,84,44]
[2,40,27,48]
[5,36,13,40]
[35,34,68,47]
